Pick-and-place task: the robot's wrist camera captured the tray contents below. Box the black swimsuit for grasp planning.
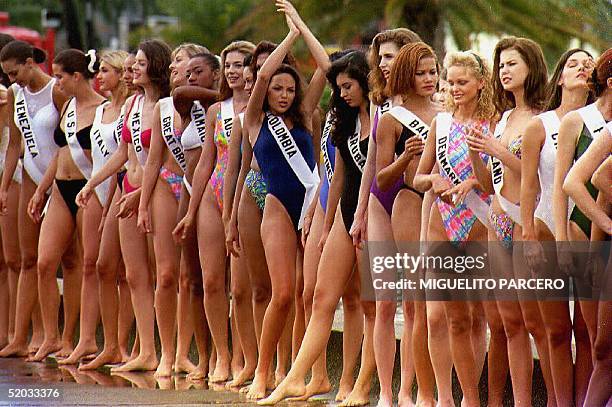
[53,107,93,217]
[395,124,425,199]
[337,134,369,234]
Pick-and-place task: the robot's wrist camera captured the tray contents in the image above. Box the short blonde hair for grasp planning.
[172,43,209,60]
[443,51,495,121]
[100,50,131,100]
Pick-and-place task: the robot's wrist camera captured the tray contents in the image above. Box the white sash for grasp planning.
[190,101,206,145]
[114,104,125,145]
[91,102,112,160]
[577,103,606,141]
[220,98,234,141]
[320,112,334,184]
[347,116,366,172]
[377,97,392,118]
[490,109,521,224]
[539,110,560,150]
[65,98,93,179]
[266,112,320,229]
[130,96,148,166]
[13,85,45,185]
[387,106,430,141]
[435,112,490,226]
[159,97,186,173]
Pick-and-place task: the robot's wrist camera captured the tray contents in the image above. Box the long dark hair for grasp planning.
[544,48,594,111]
[138,39,172,98]
[54,49,100,79]
[492,37,548,113]
[326,50,370,147]
[263,64,306,130]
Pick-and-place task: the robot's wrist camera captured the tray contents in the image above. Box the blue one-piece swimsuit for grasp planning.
[319,132,335,211]
[253,114,317,231]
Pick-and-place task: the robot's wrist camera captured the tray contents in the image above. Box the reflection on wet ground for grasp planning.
[0,357,333,406]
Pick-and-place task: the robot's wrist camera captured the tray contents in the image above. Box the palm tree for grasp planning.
[229,0,610,63]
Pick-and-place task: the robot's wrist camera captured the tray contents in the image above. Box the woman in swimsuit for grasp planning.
[0,33,21,349]
[236,1,328,399]
[79,50,134,370]
[468,37,549,406]
[521,48,595,406]
[556,49,611,407]
[261,47,376,406]
[137,43,208,377]
[27,49,106,362]
[563,124,611,406]
[374,41,441,407]
[414,51,495,407]
[0,41,74,359]
[174,39,255,383]
[77,39,172,372]
[172,51,220,380]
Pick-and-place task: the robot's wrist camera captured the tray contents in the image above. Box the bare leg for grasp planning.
[0,180,20,344]
[573,302,593,407]
[58,237,82,358]
[292,247,305,362]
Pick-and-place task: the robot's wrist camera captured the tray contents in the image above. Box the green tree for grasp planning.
[231,0,610,64]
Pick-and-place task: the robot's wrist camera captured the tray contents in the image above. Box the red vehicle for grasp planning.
[0,12,56,73]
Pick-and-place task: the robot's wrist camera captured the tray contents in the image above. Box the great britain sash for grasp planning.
[489,109,521,223]
[266,111,320,229]
[65,98,93,179]
[577,102,606,141]
[191,101,206,145]
[347,116,366,172]
[130,95,148,166]
[435,112,490,226]
[159,97,186,173]
[321,112,334,184]
[13,84,45,184]
[387,106,430,141]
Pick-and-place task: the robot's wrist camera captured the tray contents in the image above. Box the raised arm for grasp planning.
[520,117,546,239]
[173,86,219,117]
[223,115,244,226]
[244,17,300,130]
[563,130,611,234]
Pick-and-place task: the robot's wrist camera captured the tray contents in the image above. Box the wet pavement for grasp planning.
[0,357,335,406]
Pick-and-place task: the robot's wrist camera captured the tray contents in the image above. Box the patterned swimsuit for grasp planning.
[210,110,230,211]
[436,120,492,244]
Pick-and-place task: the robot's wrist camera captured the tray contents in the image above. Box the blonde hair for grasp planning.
[219,40,255,101]
[172,43,209,60]
[100,50,131,101]
[443,51,496,121]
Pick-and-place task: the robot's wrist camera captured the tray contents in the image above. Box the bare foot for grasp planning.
[225,365,255,389]
[398,390,417,407]
[0,340,29,357]
[335,380,354,402]
[376,395,394,407]
[290,375,332,401]
[246,373,268,400]
[55,342,74,359]
[339,383,371,407]
[58,341,98,365]
[208,357,230,383]
[274,370,286,388]
[111,353,158,373]
[120,349,130,363]
[26,340,62,362]
[258,377,306,405]
[173,356,196,374]
[154,354,174,378]
[28,335,43,353]
[187,362,209,381]
[79,348,123,371]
